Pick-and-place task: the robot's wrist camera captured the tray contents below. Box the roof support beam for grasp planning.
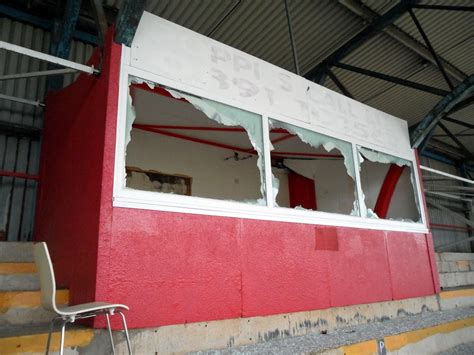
[407,9,454,90]
[0,4,97,45]
[326,69,354,98]
[338,0,466,83]
[412,4,474,12]
[333,62,449,96]
[49,0,82,90]
[207,0,241,37]
[442,116,474,130]
[304,0,419,81]
[115,0,146,46]
[410,74,474,150]
[89,0,108,48]
[428,137,467,159]
[421,149,456,165]
[49,0,82,59]
[449,95,474,114]
[284,0,300,75]
[437,122,473,159]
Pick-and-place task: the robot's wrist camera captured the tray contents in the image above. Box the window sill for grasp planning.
[113,189,429,234]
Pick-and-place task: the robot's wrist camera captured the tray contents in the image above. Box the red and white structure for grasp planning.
[35,12,440,330]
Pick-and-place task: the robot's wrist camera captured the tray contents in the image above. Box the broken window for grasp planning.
[124,77,266,204]
[118,76,424,228]
[358,147,421,222]
[269,119,358,215]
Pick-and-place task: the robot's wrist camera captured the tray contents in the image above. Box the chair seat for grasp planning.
[57,302,129,316]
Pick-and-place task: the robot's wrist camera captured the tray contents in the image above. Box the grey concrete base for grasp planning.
[437,260,474,273]
[0,242,34,262]
[203,307,474,355]
[0,273,39,291]
[437,253,474,262]
[439,272,474,288]
[440,295,474,311]
[103,295,439,354]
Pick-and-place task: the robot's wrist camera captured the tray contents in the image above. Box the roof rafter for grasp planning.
[437,122,473,159]
[410,74,474,150]
[333,62,450,96]
[407,8,454,90]
[303,0,419,81]
[115,0,146,46]
[338,0,467,83]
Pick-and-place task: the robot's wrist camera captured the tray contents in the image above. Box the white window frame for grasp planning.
[113,46,428,233]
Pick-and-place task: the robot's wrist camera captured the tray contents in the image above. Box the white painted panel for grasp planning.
[130,12,412,160]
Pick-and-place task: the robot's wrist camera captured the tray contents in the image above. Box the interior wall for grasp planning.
[126,130,357,214]
[273,169,290,207]
[126,131,421,220]
[360,160,419,221]
[126,129,263,202]
[283,159,355,214]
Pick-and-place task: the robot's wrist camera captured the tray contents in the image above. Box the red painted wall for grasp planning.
[36,32,440,330]
[35,30,119,305]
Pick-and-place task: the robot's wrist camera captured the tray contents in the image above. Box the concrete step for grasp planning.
[437,259,474,273]
[439,271,474,288]
[0,262,36,274]
[436,252,474,277]
[199,307,474,355]
[0,323,96,354]
[437,252,474,262]
[440,286,474,311]
[0,290,69,327]
[0,273,39,291]
[0,242,34,262]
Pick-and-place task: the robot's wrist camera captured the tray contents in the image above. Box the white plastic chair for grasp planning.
[33,242,132,355]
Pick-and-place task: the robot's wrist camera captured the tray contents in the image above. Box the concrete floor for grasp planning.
[195,307,474,354]
[440,342,474,355]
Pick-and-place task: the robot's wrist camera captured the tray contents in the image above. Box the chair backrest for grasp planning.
[33,242,59,313]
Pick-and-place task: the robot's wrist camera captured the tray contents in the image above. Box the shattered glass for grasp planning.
[125,77,266,205]
[358,146,421,222]
[269,119,358,215]
[166,88,266,203]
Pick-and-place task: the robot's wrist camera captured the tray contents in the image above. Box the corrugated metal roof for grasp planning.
[394,4,473,76]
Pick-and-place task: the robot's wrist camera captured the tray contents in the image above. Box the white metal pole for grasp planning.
[0,68,77,81]
[420,165,474,185]
[0,93,44,107]
[0,41,99,75]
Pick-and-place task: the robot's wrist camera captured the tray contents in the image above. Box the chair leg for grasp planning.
[45,317,58,355]
[117,311,132,355]
[59,318,69,355]
[105,312,116,355]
